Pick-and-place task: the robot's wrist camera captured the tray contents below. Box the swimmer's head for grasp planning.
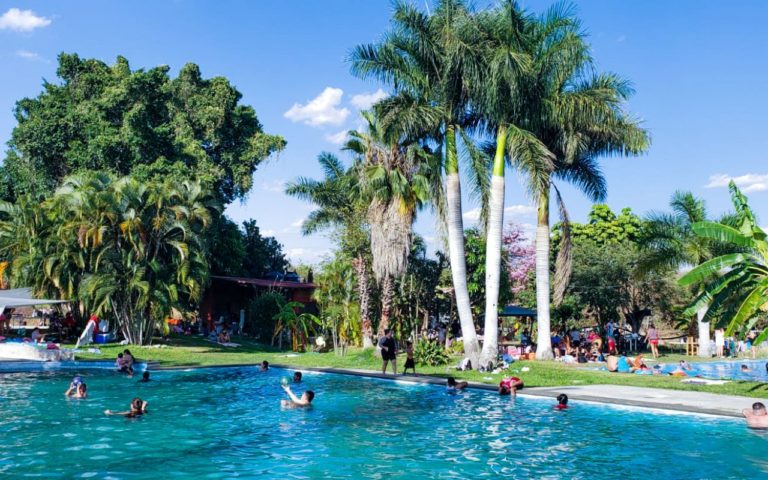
[447,377,456,387]
[142,371,150,380]
[261,361,269,370]
[131,397,143,412]
[118,353,124,358]
[304,390,315,403]
[123,349,132,356]
[498,385,511,396]
[741,364,749,371]
[78,383,87,394]
[557,393,568,406]
[753,402,766,415]
[293,371,302,382]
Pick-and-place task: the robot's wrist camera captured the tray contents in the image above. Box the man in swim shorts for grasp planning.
[281,385,314,408]
[743,402,768,429]
[378,329,397,375]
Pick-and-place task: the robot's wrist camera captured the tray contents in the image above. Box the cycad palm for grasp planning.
[351,0,486,362]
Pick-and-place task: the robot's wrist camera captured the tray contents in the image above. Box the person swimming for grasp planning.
[446,377,468,392]
[105,397,148,417]
[741,364,750,372]
[555,393,569,410]
[139,371,150,382]
[498,377,524,396]
[280,385,313,408]
[293,371,302,383]
[743,402,768,429]
[65,382,87,399]
[261,361,269,372]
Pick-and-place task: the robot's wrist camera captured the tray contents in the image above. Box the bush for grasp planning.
[449,339,464,356]
[247,292,285,341]
[414,340,450,366]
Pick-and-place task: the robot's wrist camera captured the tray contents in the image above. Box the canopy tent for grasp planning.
[0,288,70,311]
[499,305,537,317]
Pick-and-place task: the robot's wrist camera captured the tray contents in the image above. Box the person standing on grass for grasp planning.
[646,324,660,359]
[402,341,416,375]
[378,329,397,375]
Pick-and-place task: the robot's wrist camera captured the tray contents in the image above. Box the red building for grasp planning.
[199,275,317,330]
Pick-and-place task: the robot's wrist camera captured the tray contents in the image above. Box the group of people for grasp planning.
[715,328,758,359]
[377,329,416,375]
[446,376,568,409]
[115,349,136,376]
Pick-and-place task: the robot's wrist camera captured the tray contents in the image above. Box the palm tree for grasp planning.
[509,5,648,360]
[678,182,768,345]
[272,300,320,351]
[642,190,736,357]
[0,173,216,344]
[285,153,376,347]
[350,0,487,363]
[345,111,437,337]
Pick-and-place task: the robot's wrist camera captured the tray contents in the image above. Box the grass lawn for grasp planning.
[72,335,768,399]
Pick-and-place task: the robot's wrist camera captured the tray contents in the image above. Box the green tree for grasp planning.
[0,173,217,344]
[2,54,285,204]
[345,111,438,338]
[679,182,768,346]
[351,0,488,363]
[639,192,733,357]
[285,152,374,346]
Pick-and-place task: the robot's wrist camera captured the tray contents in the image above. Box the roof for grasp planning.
[211,276,317,290]
[499,305,537,317]
[0,287,70,308]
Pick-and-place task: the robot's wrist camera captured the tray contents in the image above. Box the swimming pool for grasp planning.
[692,358,768,382]
[1,366,766,478]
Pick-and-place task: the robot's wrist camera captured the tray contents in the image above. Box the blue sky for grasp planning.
[2,1,768,265]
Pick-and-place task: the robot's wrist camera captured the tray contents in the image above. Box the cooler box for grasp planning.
[94,333,114,344]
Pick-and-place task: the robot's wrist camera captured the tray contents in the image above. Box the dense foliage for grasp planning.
[2,53,285,204]
[0,174,216,344]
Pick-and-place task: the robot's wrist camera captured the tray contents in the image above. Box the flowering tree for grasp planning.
[503,223,536,298]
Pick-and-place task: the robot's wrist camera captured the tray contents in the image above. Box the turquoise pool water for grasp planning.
[1,366,766,479]
[691,358,768,382]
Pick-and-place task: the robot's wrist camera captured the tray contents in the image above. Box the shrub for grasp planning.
[414,340,450,366]
[450,339,464,356]
[247,292,285,341]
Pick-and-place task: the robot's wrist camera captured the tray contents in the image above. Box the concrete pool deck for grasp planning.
[287,366,757,418]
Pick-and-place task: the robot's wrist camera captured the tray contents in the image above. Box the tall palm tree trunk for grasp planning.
[535,188,554,360]
[377,275,394,337]
[353,255,374,348]
[445,125,481,364]
[697,306,711,358]
[479,126,507,368]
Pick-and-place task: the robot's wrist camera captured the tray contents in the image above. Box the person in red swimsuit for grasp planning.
[555,393,569,410]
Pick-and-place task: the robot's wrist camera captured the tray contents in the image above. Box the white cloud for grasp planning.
[260,179,285,193]
[706,173,768,193]
[325,129,349,145]
[262,229,275,236]
[462,204,536,223]
[0,8,51,32]
[16,49,48,63]
[350,88,387,109]
[286,248,331,265]
[284,87,350,127]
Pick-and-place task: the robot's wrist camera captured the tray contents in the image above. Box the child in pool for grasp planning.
[260,361,269,372]
[446,377,468,392]
[293,371,302,383]
[555,393,569,410]
[139,371,150,382]
[402,341,416,375]
[105,397,148,417]
[65,382,87,399]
